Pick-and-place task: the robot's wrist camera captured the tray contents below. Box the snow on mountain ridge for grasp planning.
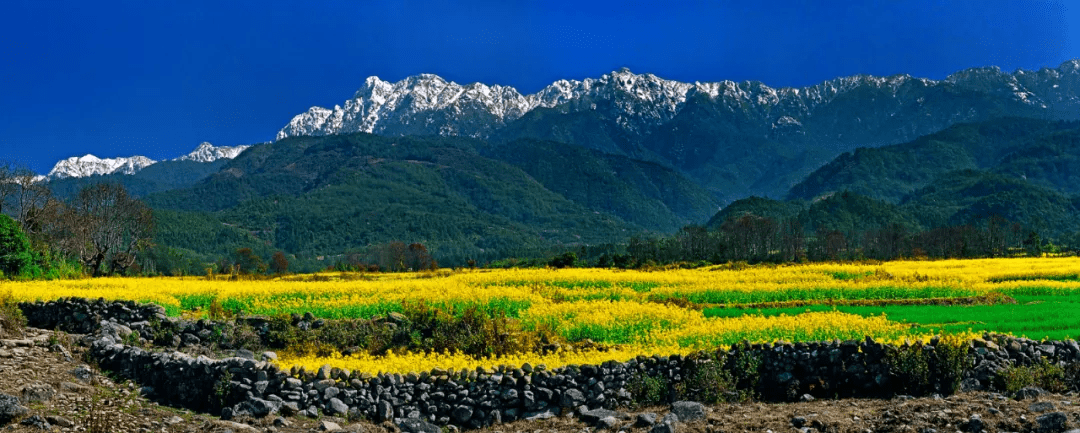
[277,67,698,140]
[275,60,1080,142]
[174,142,252,163]
[47,154,157,179]
[44,142,251,179]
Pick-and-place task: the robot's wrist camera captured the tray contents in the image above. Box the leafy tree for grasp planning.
[0,214,36,277]
[233,248,267,275]
[549,251,577,268]
[270,251,289,274]
[406,243,434,271]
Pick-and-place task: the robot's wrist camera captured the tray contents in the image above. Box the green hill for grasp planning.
[144,133,645,268]
[484,139,718,232]
[788,118,1080,202]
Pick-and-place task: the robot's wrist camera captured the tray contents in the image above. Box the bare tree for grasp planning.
[51,184,153,276]
[0,161,17,215]
[12,167,51,232]
[0,162,50,230]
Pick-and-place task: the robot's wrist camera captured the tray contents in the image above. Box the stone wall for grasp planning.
[18,298,1080,430]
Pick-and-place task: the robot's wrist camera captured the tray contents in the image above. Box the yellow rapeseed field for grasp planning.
[4,257,1077,374]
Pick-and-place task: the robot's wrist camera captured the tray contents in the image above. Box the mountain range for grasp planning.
[277,61,1080,202]
[31,60,1080,271]
[44,142,250,180]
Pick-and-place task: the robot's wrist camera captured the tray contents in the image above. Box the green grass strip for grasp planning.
[703,293,1080,341]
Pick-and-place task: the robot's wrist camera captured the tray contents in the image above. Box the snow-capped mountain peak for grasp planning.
[275,61,1080,146]
[174,142,251,163]
[276,72,535,140]
[47,154,157,179]
[43,142,253,180]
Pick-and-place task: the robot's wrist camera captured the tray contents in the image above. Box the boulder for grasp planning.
[581,408,625,424]
[19,383,55,403]
[670,401,705,422]
[1030,401,1056,413]
[597,416,620,430]
[561,389,586,407]
[1037,412,1069,433]
[20,415,50,430]
[326,398,349,416]
[0,394,28,425]
[636,413,658,427]
[397,416,438,433]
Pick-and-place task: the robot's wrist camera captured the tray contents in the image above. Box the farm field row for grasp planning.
[5,257,1080,374]
[706,293,1080,341]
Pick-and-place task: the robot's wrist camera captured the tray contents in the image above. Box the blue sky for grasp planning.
[2,0,1078,174]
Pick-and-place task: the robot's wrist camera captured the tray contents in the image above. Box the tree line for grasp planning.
[492,213,1073,270]
[613,214,1068,267]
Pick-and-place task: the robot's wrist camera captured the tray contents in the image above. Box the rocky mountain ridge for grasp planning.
[277,61,1080,202]
[277,61,1080,142]
[44,142,251,179]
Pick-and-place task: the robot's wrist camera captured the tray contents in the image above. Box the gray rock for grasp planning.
[327,397,349,415]
[670,401,705,422]
[235,349,255,360]
[46,415,74,428]
[301,406,319,418]
[317,364,333,380]
[959,378,983,392]
[261,351,278,361]
[651,420,677,433]
[661,413,679,425]
[19,383,55,403]
[273,417,290,427]
[0,393,28,425]
[581,409,624,424]
[1031,401,1057,412]
[1017,386,1049,400]
[597,416,620,430]
[280,401,300,415]
[636,413,658,427]
[561,389,586,407]
[966,414,984,433]
[69,365,94,382]
[452,405,474,423]
[800,393,816,402]
[181,333,200,346]
[318,420,342,431]
[397,417,441,433]
[1037,412,1069,433]
[791,416,808,428]
[524,409,557,420]
[375,400,393,422]
[19,415,50,430]
[235,397,280,418]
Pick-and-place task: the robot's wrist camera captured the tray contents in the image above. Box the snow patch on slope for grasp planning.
[47,154,157,179]
[174,142,251,163]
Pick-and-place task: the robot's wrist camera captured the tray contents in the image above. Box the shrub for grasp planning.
[627,372,668,407]
[886,335,970,396]
[0,288,26,337]
[996,358,1068,394]
[887,343,931,395]
[0,214,36,278]
[675,352,736,403]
